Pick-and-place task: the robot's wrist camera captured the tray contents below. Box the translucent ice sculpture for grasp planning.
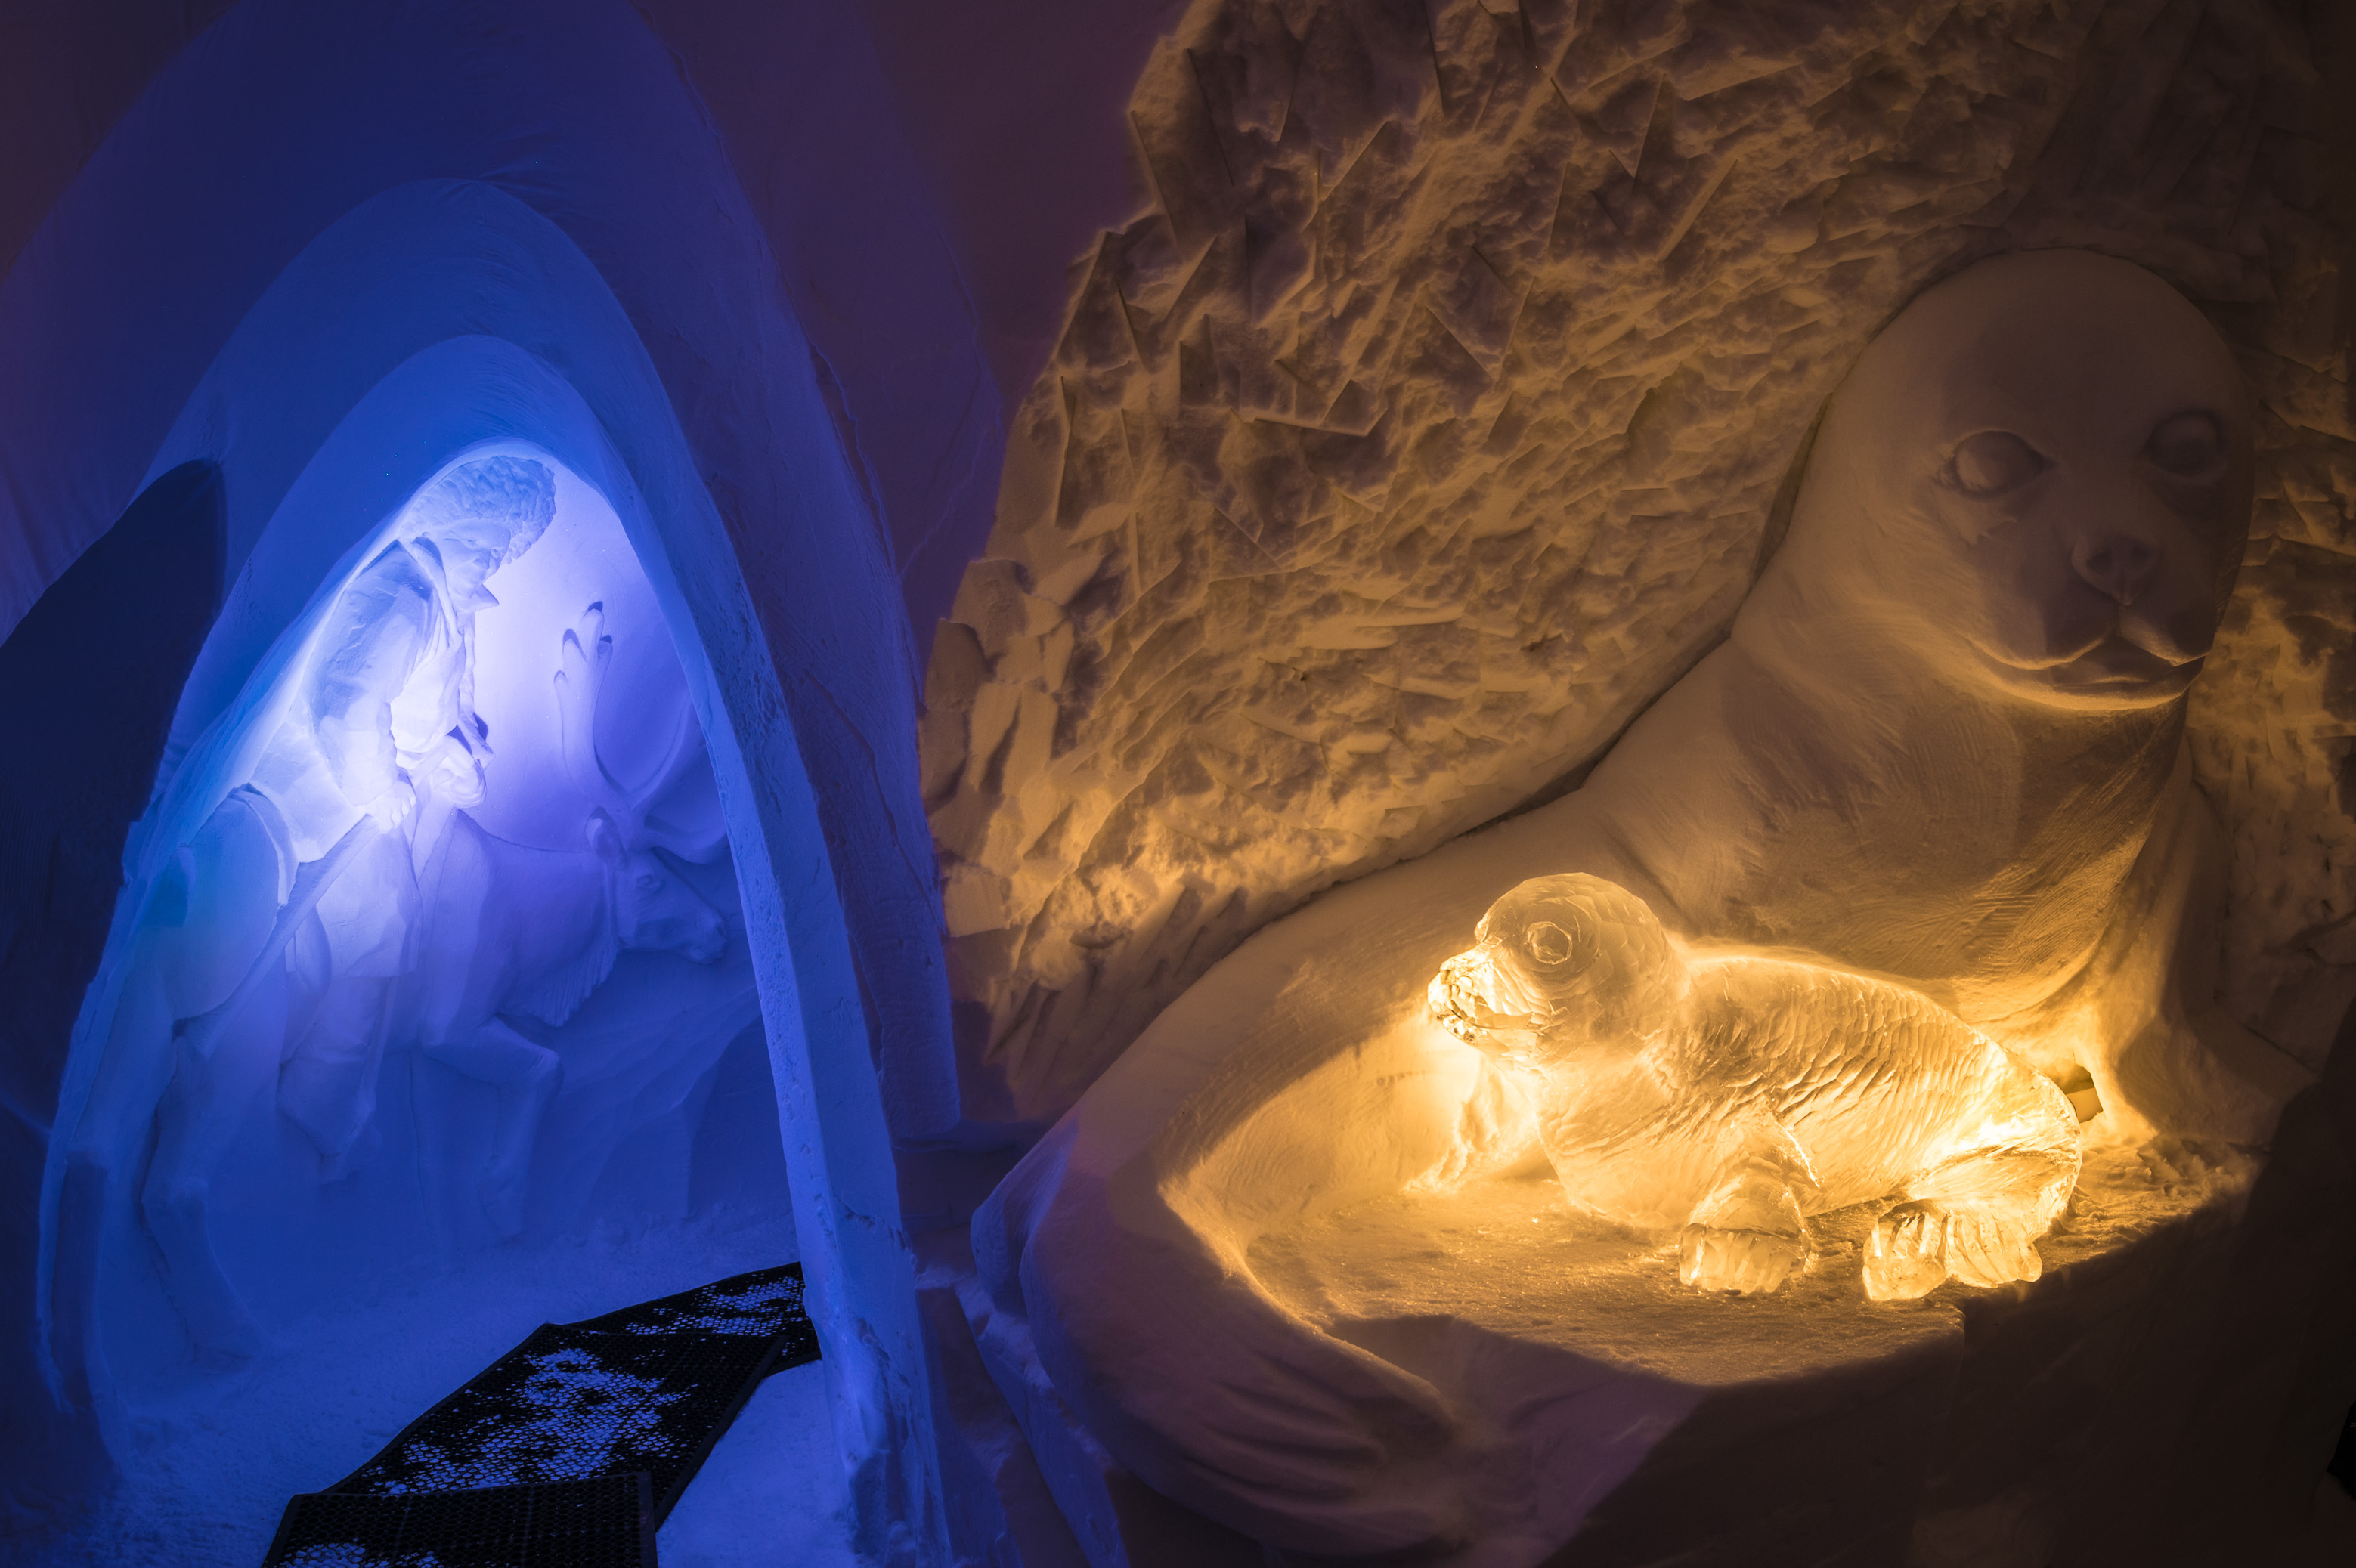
[1429,874,2082,1298]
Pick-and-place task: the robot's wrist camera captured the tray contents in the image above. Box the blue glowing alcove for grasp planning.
[31,428,858,1564]
[3,3,974,1547]
[16,177,949,1567]
[54,437,795,1397]
[33,317,909,1549]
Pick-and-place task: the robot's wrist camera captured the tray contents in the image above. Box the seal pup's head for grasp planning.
[1429,874,1689,1071]
[1741,249,2252,714]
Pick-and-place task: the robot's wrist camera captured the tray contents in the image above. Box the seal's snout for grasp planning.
[1429,942,1535,1050]
[1431,874,1692,1065]
[2073,532,2159,608]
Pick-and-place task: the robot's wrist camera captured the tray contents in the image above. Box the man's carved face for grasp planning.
[426,518,515,610]
[1775,250,2253,713]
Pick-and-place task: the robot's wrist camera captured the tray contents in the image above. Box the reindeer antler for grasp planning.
[553,602,726,861]
[554,603,628,824]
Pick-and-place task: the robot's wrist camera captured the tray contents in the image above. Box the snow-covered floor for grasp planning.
[20,1204,856,1567]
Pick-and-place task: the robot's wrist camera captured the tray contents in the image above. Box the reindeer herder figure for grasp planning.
[255,456,556,1177]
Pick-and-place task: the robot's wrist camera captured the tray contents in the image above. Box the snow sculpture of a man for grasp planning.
[52,456,557,1369]
[256,455,554,1172]
[1429,874,2081,1299]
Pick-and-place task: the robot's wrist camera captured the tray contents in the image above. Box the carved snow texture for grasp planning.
[927,0,2356,1120]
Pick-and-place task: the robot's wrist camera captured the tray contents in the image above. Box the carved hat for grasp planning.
[402,454,558,564]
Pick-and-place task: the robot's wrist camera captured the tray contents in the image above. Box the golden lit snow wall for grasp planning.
[923,0,2356,1125]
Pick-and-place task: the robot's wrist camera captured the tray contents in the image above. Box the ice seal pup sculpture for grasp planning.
[1430,875,2080,1300]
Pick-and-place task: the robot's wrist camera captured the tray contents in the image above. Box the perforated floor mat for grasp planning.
[262,1262,819,1564]
[571,1261,819,1370]
[262,1471,655,1567]
[327,1322,780,1514]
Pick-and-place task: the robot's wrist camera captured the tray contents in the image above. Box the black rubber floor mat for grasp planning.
[327,1322,780,1520]
[262,1471,655,1567]
[568,1261,820,1372]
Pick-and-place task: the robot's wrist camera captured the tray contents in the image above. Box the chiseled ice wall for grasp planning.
[926,0,2356,1124]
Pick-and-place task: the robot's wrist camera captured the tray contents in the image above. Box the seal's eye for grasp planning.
[2144,410,2224,478]
[1523,920,1577,967]
[1946,430,2046,496]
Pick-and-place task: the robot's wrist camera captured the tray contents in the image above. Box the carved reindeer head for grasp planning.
[555,605,729,966]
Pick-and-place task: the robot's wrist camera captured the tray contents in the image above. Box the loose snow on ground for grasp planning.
[22,1204,853,1568]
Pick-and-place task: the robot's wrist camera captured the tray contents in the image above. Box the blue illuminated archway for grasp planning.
[0,3,958,1550]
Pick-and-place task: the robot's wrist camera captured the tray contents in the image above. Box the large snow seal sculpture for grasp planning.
[1429,875,2080,1301]
[970,250,2314,1557]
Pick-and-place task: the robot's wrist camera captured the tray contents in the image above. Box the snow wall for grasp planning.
[925,0,2356,1133]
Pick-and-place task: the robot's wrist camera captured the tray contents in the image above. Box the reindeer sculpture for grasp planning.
[410,603,729,1236]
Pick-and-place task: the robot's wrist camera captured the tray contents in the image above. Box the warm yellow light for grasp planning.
[1429,874,2081,1299]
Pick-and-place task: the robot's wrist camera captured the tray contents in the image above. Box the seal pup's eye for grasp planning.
[2144,410,2224,478]
[1523,920,1580,966]
[1944,430,2047,496]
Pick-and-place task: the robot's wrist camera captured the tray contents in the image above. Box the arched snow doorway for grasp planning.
[32,425,852,1551]
[26,239,939,1543]
[57,444,797,1405]
[5,7,962,1542]
[17,203,949,1548]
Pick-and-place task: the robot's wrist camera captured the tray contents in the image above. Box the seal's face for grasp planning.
[1779,251,2253,713]
[1429,874,1687,1070]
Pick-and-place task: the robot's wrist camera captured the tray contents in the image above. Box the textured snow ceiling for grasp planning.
[926,0,2356,1124]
